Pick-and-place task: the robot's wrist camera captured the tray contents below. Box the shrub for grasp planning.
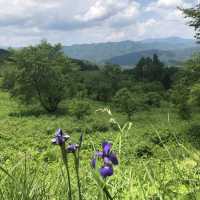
[189,82,200,107]
[177,102,191,120]
[113,88,137,120]
[85,126,93,134]
[150,130,174,147]
[135,144,153,158]
[92,122,109,132]
[68,99,91,120]
[185,123,200,148]
[145,92,162,107]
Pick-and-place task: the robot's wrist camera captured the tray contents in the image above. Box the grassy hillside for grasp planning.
[0,91,200,199]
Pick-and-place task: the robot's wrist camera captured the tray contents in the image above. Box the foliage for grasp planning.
[134,54,164,82]
[0,37,200,199]
[135,144,153,158]
[2,41,73,112]
[113,88,137,119]
[0,91,199,199]
[144,92,162,107]
[171,84,191,120]
[185,122,200,149]
[170,53,200,119]
[180,3,200,41]
[68,99,91,119]
[92,120,110,133]
[189,82,200,107]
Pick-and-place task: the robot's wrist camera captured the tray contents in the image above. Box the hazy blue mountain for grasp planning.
[106,49,175,66]
[141,37,195,46]
[107,47,200,66]
[63,40,141,62]
[63,37,200,65]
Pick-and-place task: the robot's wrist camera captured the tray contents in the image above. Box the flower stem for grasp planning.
[74,153,82,200]
[103,185,113,200]
[60,144,72,200]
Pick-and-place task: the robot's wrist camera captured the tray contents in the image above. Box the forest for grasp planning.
[0,3,199,200]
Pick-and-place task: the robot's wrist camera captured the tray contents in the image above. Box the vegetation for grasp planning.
[0,4,200,200]
[2,41,72,112]
[181,4,200,41]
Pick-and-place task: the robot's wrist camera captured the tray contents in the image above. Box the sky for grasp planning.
[0,0,198,47]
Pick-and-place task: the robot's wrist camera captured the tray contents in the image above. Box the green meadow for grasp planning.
[0,90,199,200]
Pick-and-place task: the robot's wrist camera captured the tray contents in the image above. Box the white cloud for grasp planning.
[146,0,192,12]
[75,0,140,24]
[157,0,184,8]
[0,0,196,46]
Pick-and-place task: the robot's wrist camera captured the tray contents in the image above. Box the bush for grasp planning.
[68,99,91,120]
[177,102,191,120]
[189,82,200,107]
[185,123,200,148]
[113,88,137,120]
[85,126,93,134]
[144,92,162,107]
[135,144,153,158]
[150,130,174,147]
[92,121,109,132]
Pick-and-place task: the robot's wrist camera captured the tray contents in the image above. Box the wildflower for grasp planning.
[91,141,118,178]
[52,128,70,145]
[66,144,79,153]
[100,166,113,177]
[92,141,118,168]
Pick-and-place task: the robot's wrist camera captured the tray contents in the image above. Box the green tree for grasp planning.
[189,82,200,107]
[180,4,200,41]
[134,55,164,82]
[3,41,71,112]
[144,92,162,107]
[151,54,164,81]
[161,67,178,90]
[170,71,192,120]
[134,57,146,80]
[114,88,137,120]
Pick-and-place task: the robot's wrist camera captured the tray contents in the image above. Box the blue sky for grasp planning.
[0,0,198,47]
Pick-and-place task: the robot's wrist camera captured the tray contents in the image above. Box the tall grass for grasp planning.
[0,92,199,199]
[0,110,200,200]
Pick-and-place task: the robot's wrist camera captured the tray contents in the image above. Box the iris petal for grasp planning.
[96,151,103,158]
[99,166,113,177]
[91,157,96,168]
[51,138,57,144]
[109,153,118,165]
[102,142,111,155]
[104,157,112,166]
[66,144,79,153]
[52,128,70,145]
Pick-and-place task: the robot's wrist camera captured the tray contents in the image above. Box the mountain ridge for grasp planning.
[63,37,200,65]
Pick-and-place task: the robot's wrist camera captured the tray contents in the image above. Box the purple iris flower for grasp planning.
[52,128,70,145]
[91,141,118,178]
[100,166,113,177]
[66,144,79,153]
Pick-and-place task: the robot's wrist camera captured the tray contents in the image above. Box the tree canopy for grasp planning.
[2,41,72,112]
[181,4,200,41]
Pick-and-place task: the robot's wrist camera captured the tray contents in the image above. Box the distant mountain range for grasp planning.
[63,37,200,66]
